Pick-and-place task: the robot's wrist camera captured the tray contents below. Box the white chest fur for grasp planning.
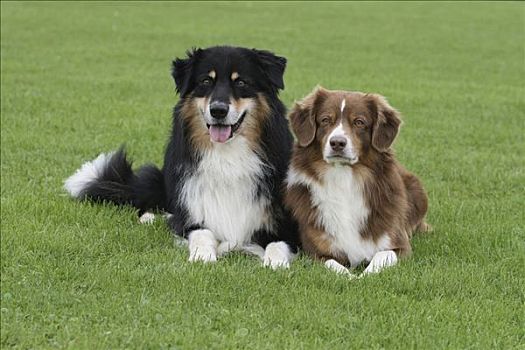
[288,166,390,266]
[180,137,271,245]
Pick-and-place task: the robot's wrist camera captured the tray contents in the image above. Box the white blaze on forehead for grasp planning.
[340,99,346,114]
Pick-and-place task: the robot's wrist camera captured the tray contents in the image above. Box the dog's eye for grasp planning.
[235,79,247,87]
[354,119,365,127]
[321,116,331,125]
[201,77,213,86]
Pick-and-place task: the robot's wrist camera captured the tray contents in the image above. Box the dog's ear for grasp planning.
[367,94,402,152]
[289,86,328,147]
[172,48,202,97]
[253,49,287,91]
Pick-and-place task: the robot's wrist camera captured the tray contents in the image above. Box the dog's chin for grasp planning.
[325,154,359,166]
[206,111,247,144]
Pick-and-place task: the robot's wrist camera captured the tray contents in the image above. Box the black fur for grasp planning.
[68,45,299,252]
[79,148,165,215]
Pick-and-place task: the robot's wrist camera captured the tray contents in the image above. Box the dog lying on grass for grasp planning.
[64,46,299,268]
[285,87,430,276]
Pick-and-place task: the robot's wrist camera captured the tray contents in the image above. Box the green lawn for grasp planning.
[1,2,524,349]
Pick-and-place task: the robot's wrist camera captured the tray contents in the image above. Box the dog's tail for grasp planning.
[64,148,166,214]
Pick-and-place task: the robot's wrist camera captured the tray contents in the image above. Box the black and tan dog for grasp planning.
[65,46,299,268]
[285,87,430,276]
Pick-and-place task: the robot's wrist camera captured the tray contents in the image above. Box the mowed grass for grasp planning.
[1,2,524,349]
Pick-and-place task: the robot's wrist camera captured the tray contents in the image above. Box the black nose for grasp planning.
[210,101,229,119]
[330,136,347,151]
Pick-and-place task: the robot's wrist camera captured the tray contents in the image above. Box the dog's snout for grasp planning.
[329,136,347,151]
[210,101,229,119]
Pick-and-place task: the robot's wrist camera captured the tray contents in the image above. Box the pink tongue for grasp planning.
[209,125,232,143]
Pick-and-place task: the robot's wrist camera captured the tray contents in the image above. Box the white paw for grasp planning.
[189,246,217,263]
[139,212,155,224]
[363,250,398,275]
[263,242,294,269]
[325,259,357,278]
[188,229,218,263]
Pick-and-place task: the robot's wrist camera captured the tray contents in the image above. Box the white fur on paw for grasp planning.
[263,242,294,269]
[188,229,218,263]
[363,250,398,275]
[139,212,155,224]
[325,259,356,278]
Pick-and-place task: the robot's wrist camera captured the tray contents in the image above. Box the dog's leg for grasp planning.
[188,229,218,263]
[362,250,398,275]
[263,241,295,269]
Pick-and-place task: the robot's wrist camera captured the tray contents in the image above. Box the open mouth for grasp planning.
[207,111,246,143]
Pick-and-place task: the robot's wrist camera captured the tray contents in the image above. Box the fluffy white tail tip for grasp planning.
[63,152,114,198]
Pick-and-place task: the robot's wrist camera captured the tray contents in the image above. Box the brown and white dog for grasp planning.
[285,87,430,276]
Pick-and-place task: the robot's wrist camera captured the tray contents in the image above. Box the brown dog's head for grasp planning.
[289,86,402,165]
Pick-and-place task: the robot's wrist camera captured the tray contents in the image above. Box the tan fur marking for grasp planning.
[231,72,239,81]
[238,94,270,151]
[180,97,212,151]
[209,70,216,79]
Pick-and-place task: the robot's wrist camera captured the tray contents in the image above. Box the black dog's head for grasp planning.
[172,46,286,144]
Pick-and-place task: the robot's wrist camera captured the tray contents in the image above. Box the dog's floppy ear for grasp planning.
[289,86,328,147]
[253,49,287,91]
[172,48,202,97]
[367,94,402,152]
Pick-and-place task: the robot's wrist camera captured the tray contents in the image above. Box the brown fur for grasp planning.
[285,87,430,266]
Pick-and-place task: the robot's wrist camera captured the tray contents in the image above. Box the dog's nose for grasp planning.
[210,101,229,119]
[330,136,347,151]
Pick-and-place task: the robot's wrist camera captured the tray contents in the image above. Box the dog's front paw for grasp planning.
[263,242,294,269]
[189,246,218,263]
[324,259,357,278]
[362,250,398,275]
[188,229,218,263]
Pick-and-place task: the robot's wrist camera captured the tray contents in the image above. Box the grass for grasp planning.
[1,1,524,349]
